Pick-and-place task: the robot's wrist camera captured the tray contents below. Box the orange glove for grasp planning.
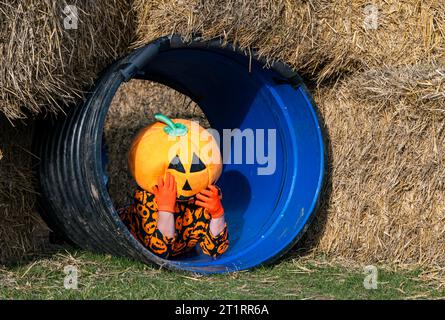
[151,172,177,213]
[195,185,224,219]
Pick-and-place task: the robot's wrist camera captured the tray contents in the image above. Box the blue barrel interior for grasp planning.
[103,44,324,273]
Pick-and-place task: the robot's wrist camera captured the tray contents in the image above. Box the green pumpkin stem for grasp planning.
[154,113,188,137]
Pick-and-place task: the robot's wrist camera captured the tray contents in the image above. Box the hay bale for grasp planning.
[104,80,207,208]
[0,0,136,264]
[134,0,445,82]
[313,0,445,80]
[0,0,136,120]
[0,116,48,264]
[304,64,445,266]
[347,64,445,115]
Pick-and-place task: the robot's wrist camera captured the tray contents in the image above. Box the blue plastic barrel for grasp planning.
[37,36,325,274]
[99,36,325,273]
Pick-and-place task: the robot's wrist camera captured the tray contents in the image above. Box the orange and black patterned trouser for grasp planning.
[119,189,229,259]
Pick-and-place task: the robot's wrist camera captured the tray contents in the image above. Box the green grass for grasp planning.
[0,249,443,300]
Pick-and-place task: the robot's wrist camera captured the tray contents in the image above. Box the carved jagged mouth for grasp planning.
[176,195,194,202]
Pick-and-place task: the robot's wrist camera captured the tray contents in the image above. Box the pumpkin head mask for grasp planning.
[128,114,222,200]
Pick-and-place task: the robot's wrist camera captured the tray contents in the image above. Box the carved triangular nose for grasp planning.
[182,180,192,191]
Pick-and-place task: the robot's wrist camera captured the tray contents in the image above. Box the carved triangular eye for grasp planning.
[168,155,186,173]
[190,153,206,172]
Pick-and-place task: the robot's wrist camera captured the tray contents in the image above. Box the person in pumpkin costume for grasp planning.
[119,114,228,259]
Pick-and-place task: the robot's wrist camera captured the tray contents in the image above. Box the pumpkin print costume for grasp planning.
[119,188,229,259]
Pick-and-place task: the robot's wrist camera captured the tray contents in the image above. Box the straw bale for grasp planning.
[0,116,48,264]
[134,0,445,81]
[0,0,135,120]
[304,65,445,266]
